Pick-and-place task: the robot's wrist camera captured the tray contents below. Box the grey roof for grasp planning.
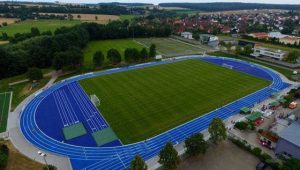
[278,120,300,147]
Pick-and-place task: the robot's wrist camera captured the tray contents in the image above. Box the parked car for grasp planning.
[256,162,267,170]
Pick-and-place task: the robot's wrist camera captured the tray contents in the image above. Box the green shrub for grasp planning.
[234,121,248,130]
[252,147,262,157]
[261,153,272,161]
[0,144,8,170]
[43,165,56,170]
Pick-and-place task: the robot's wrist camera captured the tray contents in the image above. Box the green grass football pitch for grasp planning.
[135,38,207,57]
[0,92,11,132]
[80,59,270,144]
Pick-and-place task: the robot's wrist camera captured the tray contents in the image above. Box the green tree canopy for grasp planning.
[0,144,8,170]
[149,44,156,58]
[93,51,105,67]
[285,51,300,63]
[140,48,148,61]
[242,45,254,56]
[184,133,208,156]
[193,33,200,41]
[208,117,227,143]
[27,67,43,81]
[235,46,242,55]
[43,165,56,170]
[130,155,147,170]
[124,48,140,63]
[107,49,121,65]
[31,27,40,37]
[53,55,64,71]
[158,142,180,170]
[282,158,300,170]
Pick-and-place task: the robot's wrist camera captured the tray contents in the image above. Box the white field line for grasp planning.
[8,91,12,113]
[168,38,207,52]
[133,39,166,56]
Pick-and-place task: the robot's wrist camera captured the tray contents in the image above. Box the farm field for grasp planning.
[0,19,81,36]
[80,59,270,144]
[135,38,206,57]
[0,92,11,132]
[40,13,120,24]
[0,17,19,25]
[83,39,145,67]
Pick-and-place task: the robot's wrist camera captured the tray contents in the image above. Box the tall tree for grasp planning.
[27,67,43,81]
[159,142,180,170]
[242,45,253,56]
[282,158,300,170]
[53,55,64,70]
[107,49,121,65]
[30,27,40,37]
[185,133,208,156]
[208,117,227,143]
[140,48,148,61]
[124,48,140,63]
[93,51,105,67]
[149,44,156,58]
[285,51,300,63]
[130,155,147,170]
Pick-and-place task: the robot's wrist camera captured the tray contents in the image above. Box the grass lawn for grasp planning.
[135,38,206,57]
[83,39,145,67]
[0,72,51,111]
[80,59,270,144]
[120,15,137,21]
[0,19,81,36]
[1,140,43,170]
[0,92,11,132]
[208,51,293,80]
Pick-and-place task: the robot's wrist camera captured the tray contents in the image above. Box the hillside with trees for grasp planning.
[159,3,300,12]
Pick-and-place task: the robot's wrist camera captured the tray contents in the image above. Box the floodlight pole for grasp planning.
[38,151,49,170]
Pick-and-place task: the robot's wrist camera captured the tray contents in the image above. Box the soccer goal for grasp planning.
[222,63,233,69]
[90,94,100,107]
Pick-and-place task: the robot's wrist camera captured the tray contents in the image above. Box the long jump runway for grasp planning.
[20,56,290,170]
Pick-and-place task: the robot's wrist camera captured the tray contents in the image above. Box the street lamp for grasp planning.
[38,151,49,170]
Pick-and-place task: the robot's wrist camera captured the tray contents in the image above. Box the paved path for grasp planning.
[8,71,55,86]
[7,71,71,170]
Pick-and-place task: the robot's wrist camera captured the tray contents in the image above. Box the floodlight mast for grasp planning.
[38,151,49,170]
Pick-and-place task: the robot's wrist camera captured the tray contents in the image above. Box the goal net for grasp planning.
[90,94,100,107]
[222,63,233,69]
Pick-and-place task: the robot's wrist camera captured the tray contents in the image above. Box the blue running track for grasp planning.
[20,56,290,170]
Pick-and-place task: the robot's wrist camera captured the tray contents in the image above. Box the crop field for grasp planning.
[0,19,81,36]
[39,13,120,24]
[83,39,145,67]
[80,59,270,144]
[135,38,207,57]
[0,92,11,132]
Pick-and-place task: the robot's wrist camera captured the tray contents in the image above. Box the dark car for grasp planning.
[256,162,267,170]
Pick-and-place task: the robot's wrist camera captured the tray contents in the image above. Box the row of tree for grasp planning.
[159,3,300,12]
[0,20,171,79]
[92,45,156,67]
[129,117,227,170]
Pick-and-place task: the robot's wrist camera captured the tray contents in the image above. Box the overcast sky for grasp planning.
[8,0,300,5]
